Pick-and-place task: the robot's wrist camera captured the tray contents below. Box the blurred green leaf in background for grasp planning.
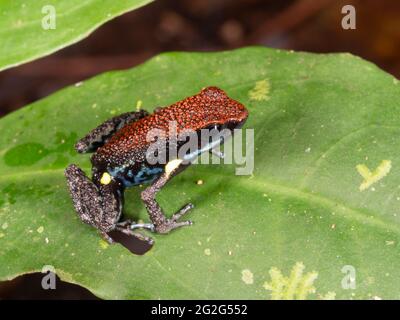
[0,0,153,71]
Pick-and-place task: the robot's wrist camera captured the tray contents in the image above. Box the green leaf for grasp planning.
[0,0,153,71]
[1,47,400,300]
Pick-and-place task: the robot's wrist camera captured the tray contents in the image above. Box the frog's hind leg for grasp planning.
[75,109,149,153]
[65,164,153,244]
[64,164,123,243]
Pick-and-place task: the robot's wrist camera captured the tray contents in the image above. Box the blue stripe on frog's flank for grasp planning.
[109,165,163,187]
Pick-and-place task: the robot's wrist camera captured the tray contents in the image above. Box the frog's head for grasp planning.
[198,86,248,133]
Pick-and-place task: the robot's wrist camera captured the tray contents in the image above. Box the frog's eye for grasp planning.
[100,172,112,185]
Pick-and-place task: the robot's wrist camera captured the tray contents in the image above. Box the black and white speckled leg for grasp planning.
[75,109,149,153]
[65,164,123,243]
[140,163,194,234]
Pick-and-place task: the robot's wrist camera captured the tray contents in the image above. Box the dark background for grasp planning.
[1,0,399,299]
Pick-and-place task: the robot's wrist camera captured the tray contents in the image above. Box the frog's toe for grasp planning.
[171,203,194,221]
[154,219,193,234]
[129,222,155,232]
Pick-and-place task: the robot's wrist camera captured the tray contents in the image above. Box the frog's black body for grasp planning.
[65,87,248,244]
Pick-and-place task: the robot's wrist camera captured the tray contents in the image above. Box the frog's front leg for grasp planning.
[75,109,149,153]
[138,160,194,234]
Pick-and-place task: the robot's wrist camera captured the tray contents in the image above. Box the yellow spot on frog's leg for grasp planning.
[165,159,183,177]
[37,226,44,234]
[204,248,211,256]
[0,232,5,238]
[241,269,254,285]
[356,160,392,191]
[100,172,112,185]
[249,79,270,101]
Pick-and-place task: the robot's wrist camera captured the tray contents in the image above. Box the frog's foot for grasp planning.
[172,203,194,223]
[130,203,194,235]
[153,203,194,234]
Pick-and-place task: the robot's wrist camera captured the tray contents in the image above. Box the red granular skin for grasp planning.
[93,86,248,166]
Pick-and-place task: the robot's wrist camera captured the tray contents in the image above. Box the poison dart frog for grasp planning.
[65,87,248,244]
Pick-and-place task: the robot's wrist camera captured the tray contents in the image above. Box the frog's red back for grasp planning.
[95,87,248,166]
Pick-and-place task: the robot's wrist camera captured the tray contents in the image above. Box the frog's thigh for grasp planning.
[75,109,149,153]
[64,164,121,233]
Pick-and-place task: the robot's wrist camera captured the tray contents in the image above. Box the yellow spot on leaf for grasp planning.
[1,222,8,230]
[263,262,334,300]
[241,269,254,285]
[37,226,44,234]
[0,232,4,238]
[356,160,391,191]
[99,239,109,249]
[204,248,211,256]
[136,100,143,110]
[249,79,270,101]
